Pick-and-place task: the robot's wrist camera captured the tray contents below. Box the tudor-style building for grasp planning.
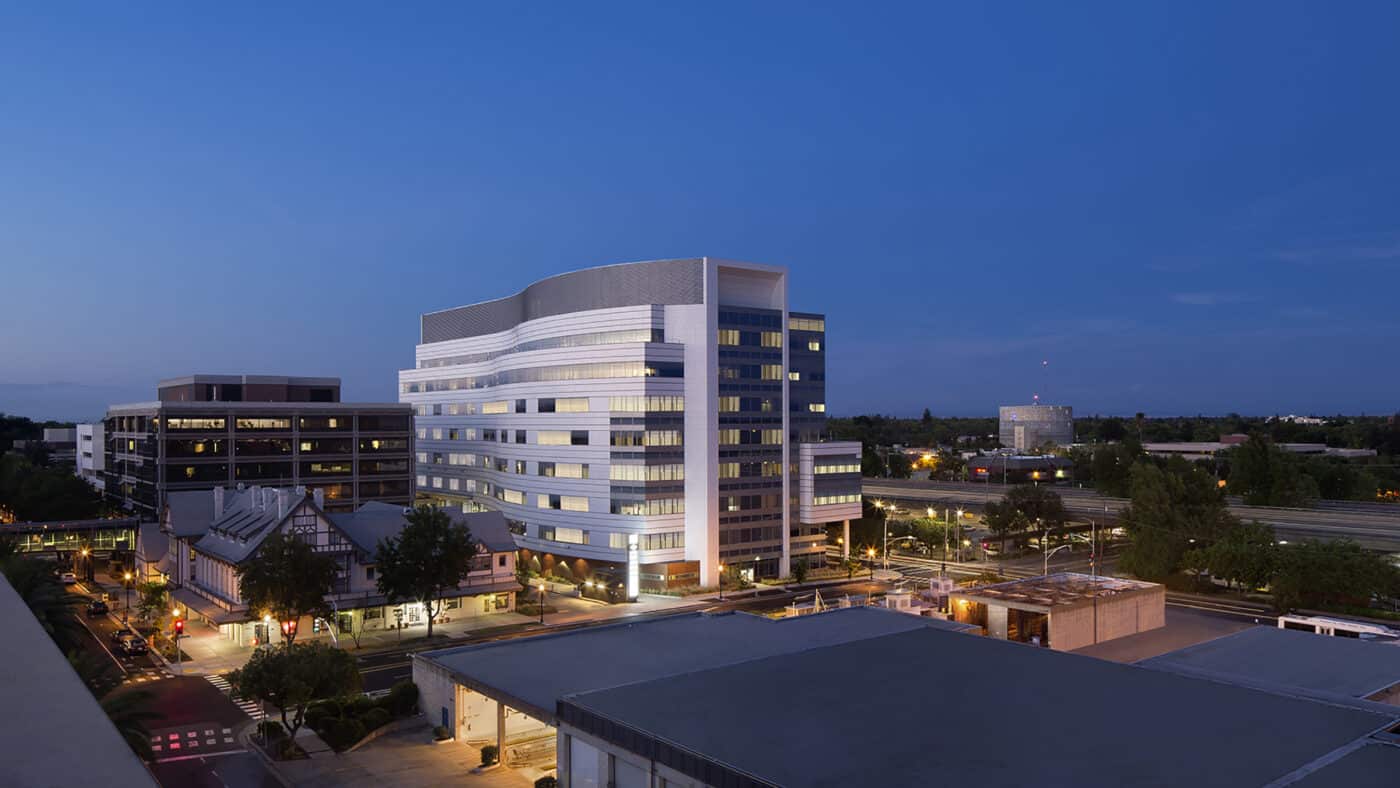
[159,484,518,648]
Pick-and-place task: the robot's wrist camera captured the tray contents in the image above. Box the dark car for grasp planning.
[118,635,148,656]
[110,627,135,646]
[86,599,109,617]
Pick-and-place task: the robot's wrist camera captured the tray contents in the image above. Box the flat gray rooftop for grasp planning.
[1293,741,1400,788]
[563,626,1400,787]
[418,607,971,719]
[1141,626,1400,700]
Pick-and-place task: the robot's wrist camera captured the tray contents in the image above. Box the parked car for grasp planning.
[118,635,148,656]
[110,627,135,645]
[60,572,78,585]
[86,599,109,617]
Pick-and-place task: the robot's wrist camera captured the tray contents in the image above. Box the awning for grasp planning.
[170,587,248,626]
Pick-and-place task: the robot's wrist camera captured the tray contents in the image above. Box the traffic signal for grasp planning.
[173,619,184,635]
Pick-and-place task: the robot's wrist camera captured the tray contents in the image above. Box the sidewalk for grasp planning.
[172,590,704,674]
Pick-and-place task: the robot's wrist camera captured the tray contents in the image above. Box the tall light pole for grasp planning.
[537,581,546,625]
[122,571,133,625]
[866,547,876,580]
[718,562,726,602]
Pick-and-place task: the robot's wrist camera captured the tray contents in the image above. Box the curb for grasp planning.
[240,723,297,788]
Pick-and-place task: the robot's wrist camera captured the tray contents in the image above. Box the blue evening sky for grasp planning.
[3,2,1398,419]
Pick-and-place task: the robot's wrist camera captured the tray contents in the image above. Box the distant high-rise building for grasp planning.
[399,258,860,592]
[999,404,1073,451]
[102,375,414,517]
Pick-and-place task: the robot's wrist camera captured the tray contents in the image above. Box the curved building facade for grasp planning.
[400,259,859,593]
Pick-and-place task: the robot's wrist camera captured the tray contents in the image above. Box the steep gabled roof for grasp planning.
[327,503,517,555]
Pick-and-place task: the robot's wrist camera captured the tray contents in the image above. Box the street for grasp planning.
[69,579,277,788]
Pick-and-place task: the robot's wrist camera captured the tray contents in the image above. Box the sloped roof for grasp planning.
[164,490,216,537]
[328,503,517,555]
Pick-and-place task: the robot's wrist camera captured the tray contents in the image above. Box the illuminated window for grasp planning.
[560,495,589,512]
[807,340,821,352]
[761,364,783,381]
[789,317,825,332]
[718,396,739,413]
[760,331,782,348]
[482,400,509,415]
[537,431,571,446]
[717,329,740,346]
[609,464,683,482]
[788,371,801,381]
[718,462,739,479]
[608,396,684,413]
[808,403,826,413]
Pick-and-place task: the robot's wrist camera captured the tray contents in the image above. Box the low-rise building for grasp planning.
[413,606,1400,787]
[950,573,1165,651]
[162,485,518,648]
[966,453,1073,483]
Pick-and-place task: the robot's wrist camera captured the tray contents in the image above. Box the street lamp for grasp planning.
[537,581,546,625]
[955,509,964,561]
[866,547,876,579]
[122,571,133,625]
[718,562,726,601]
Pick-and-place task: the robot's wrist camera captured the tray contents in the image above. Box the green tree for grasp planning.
[1271,539,1400,612]
[861,445,887,478]
[136,581,169,625]
[1119,462,1237,581]
[791,558,809,584]
[374,505,476,640]
[929,450,966,482]
[236,532,339,648]
[101,687,164,762]
[230,641,361,750]
[887,452,913,479]
[1228,435,1319,507]
[911,518,953,560]
[0,556,87,653]
[1205,521,1277,591]
[0,454,103,521]
[1180,547,1212,591]
[984,485,1066,552]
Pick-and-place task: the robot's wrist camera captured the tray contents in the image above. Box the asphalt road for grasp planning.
[71,581,275,788]
[864,479,1400,551]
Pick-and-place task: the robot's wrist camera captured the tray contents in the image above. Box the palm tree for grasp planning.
[1,556,88,653]
[101,687,163,762]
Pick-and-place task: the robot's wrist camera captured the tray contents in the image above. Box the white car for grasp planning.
[60,572,78,585]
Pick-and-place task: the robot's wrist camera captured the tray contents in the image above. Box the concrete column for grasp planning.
[842,520,850,559]
[496,700,505,761]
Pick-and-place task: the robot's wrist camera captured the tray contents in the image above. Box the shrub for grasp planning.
[388,680,420,716]
[257,720,286,741]
[324,717,367,751]
[480,744,499,766]
[348,694,376,716]
[535,777,558,788]
[432,725,451,741]
[360,706,391,732]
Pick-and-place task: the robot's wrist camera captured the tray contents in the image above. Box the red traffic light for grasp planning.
[173,619,184,635]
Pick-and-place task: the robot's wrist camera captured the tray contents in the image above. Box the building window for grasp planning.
[482,400,509,415]
[515,430,527,444]
[610,498,685,516]
[808,403,826,413]
[718,396,739,413]
[807,340,822,352]
[609,464,683,482]
[813,493,860,506]
[608,396,684,413]
[540,462,589,479]
[560,495,589,512]
[571,430,589,446]
[366,567,375,580]
[539,526,587,545]
[718,462,739,479]
[761,331,782,348]
[537,431,571,446]
[761,364,783,381]
[788,371,801,381]
[497,554,507,567]
[789,317,825,332]
[432,428,443,440]
[717,329,740,346]
[515,399,527,414]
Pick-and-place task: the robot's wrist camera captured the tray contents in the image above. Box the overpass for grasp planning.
[0,517,140,555]
[862,480,1400,552]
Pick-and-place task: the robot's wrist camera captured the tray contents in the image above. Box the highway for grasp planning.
[863,479,1400,551]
